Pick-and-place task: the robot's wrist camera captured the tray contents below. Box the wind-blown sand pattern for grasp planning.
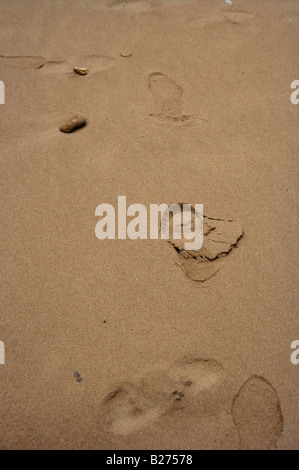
[0,0,298,451]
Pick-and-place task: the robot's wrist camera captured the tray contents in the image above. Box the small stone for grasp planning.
[60,115,86,133]
[120,52,132,58]
[74,370,83,382]
[74,67,89,75]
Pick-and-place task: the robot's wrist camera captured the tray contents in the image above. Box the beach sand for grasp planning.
[0,0,298,450]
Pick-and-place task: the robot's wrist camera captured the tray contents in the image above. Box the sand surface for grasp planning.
[0,0,298,450]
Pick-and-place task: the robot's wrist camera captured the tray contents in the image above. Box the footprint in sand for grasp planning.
[189,11,254,28]
[231,375,283,449]
[166,357,228,415]
[108,0,152,12]
[100,357,226,435]
[0,55,46,69]
[167,204,243,283]
[0,54,114,75]
[224,11,255,25]
[168,357,226,395]
[101,381,166,435]
[149,72,191,123]
[40,55,115,75]
[109,0,195,13]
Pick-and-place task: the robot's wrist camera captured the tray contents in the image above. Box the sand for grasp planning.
[0,0,298,450]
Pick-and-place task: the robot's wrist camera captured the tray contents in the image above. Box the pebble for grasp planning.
[60,115,86,133]
[120,52,132,57]
[74,370,83,383]
[74,67,89,75]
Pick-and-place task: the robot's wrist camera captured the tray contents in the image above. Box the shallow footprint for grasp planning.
[78,55,115,73]
[168,357,226,394]
[167,357,228,416]
[100,357,227,435]
[223,11,255,24]
[108,0,152,12]
[149,72,191,122]
[168,204,243,283]
[100,375,174,435]
[188,11,254,28]
[179,258,219,283]
[42,55,115,75]
[0,55,46,69]
[231,375,283,449]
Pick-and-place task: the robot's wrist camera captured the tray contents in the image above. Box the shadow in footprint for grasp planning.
[232,375,283,449]
[149,72,191,123]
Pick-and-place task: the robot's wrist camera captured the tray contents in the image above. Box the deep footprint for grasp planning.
[168,204,243,282]
[149,72,191,122]
[231,375,283,449]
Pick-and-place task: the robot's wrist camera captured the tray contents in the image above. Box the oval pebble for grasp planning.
[120,52,132,57]
[73,67,89,75]
[60,115,86,133]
